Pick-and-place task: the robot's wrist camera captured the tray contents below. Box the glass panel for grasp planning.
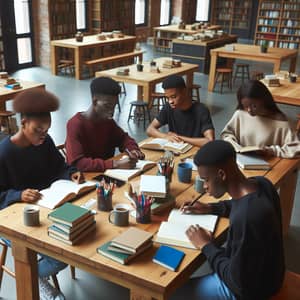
[160,0,171,25]
[76,0,86,30]
[196,0,210,21]
[135,0,146,25]
[14,0,30,34]
[17,37,32,64]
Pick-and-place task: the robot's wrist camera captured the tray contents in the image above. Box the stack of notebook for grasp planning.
[47,202,96,245]
[97,228,153,264]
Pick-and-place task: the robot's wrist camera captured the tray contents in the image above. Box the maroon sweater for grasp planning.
[66,113,140,172]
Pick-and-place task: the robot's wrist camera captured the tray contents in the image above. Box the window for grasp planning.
[196,0,210,22]
[160,0,171,26]
[76,0,87,31]
[135,0,147,26]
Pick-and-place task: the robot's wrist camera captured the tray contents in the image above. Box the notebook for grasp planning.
[154,209,218,249]
[153,245,185,271]
[140,175,166,198]
[236,153,271,170]
[140,138,192,154]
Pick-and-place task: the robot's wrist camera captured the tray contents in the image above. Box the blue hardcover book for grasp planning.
[152,245,185,271]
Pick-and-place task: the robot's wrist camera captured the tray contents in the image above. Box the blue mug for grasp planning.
[177,162,193,183]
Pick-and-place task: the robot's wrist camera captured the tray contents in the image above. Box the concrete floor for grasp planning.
[1,43,299,300]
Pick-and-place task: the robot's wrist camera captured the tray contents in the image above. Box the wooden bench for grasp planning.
[271,271,300,299]
[84,50,144,77]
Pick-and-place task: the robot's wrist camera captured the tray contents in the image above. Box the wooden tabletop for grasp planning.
[172,35,238,46]
[153,24,221,34]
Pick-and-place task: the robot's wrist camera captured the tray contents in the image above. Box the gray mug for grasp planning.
[24,205,40,226]
[194,175,205,194]
[108,204,129,226]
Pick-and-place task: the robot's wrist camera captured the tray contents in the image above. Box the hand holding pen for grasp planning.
[180,197,212,215]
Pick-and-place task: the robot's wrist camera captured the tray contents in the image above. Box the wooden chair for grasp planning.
[271,271,300,299]
[213,68,233,94]
[127,100,151,129]
[0,111,16,134]
[150,92,167,112]
[0,239,75,291]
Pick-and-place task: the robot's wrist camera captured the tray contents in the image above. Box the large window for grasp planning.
[160,0,171,25]
[196,0,210,22]
[135,0,147,26]
[76,0,87,31]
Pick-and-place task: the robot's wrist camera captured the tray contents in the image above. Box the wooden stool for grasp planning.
[0,111,16,134]
[190,84,201,102]
[58,59,75,76]
[118,81,127,96]
[127,100,151,129]
[271,271,300,299]
[233,63,250,84]
[251,70,264,81]
[150,92,167,112]
[213,68,233,94]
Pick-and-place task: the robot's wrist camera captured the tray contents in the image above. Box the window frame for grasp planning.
[160,0,172,26]
[135,0,148,27]
[195,0,210,22]
[76,0,88,32]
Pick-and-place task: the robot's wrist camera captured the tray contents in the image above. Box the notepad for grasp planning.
[140,175,166,198]
[236,153,271,170]
[154,209,218,249]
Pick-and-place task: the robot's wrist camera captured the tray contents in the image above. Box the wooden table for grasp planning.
[0,147,298,300]
[51,35,136,80]
[0,80,45,111]
[262,78,300,107]
[208,44,298,92]
[95,57,199,103]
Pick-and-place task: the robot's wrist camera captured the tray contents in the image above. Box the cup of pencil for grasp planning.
[133,193,152,224]
[157,155,174,183]
[96,180,115,212]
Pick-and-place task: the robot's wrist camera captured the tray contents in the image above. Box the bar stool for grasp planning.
[190,84,201,102]
[0,111,16,134]
[150,92,167,112]
[233,63,250,84]
[213,68,233,94]
[117,81,127,96]
[127,100,151,129]
[251,70,264,81]
[58,59,75,76]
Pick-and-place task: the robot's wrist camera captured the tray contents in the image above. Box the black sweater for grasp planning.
[202,176,285,300]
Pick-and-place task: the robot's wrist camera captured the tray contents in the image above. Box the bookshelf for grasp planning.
[255,0,300,50]
[211,0,253,38]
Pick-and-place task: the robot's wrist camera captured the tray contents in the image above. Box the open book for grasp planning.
[231,143,262,154]
[154,209,218,249]
[140,138,192,154]
[236,153,271,170]
[38,180,96,209]
[104,159,156,182]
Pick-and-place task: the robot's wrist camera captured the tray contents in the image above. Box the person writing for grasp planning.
[0,89,84,300]
[174,140,284,300]
[65,77,145,172]
[146,75,214,147]
[221,80,300,158]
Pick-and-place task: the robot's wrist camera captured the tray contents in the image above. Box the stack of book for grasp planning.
[97,228,153,264]
[47,203,96,245]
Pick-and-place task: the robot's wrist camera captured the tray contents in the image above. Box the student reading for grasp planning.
[173,140,284,300]
[221,80,300,158]
[146,75,214,147]
[0,89,84,300]
[65,77,145,172]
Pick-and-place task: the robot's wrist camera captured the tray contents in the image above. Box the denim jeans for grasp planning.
[172,273,236,300]
[1,238,67,278]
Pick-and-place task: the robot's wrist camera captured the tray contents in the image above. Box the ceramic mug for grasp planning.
[108,204,129,226]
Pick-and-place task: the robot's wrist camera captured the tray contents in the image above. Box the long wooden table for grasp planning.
[0,147,298,300]
[208,44,298,92]
[51,35,136,80]
[0,80,45,111]
[262,78,300,107]
[96,57,199,103]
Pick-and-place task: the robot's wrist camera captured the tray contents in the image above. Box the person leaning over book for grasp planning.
[146,75,215,147]
[221,80,300,158]
[0,89,84,300]
[65,77,145,172]
[173,140,284,300]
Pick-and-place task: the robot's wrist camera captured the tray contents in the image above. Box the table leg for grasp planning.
[137,86,143,100]
[208,53,217,92]
[12,242,39,300]
[185,71,194,89]
[50,45,59,76]
[279,169,298,235]
[273,60,281,74]
[130,288,159,300]
[74,48,82,80]
[288,56,297,73]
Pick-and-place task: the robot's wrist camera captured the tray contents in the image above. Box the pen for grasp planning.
[125,148,133,158]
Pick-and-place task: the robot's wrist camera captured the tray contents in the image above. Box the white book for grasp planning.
[38,180,95,209]
[236,153,271,170]
[154,209,218,249]
[140,175,166,198]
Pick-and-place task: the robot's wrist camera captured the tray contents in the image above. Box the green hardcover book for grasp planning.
[48,202,91,227]
[97,241,131,265]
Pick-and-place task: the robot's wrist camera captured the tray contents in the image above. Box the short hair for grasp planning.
[162,75,186,90]
[90,77,121,97]
[13,89,59,115]
[236,80,281,114]
[194,140,236,167]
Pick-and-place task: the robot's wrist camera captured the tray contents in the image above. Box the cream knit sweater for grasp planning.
[221,110,300,158]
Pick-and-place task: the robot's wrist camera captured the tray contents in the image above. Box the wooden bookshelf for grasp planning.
[255,0,300,50]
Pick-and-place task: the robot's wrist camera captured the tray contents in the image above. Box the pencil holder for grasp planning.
[136,204,151,224]
[97,193,113,212]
